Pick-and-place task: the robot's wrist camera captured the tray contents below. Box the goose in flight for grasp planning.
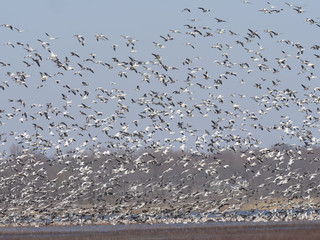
[215,18,226,23]
[198,7,210,12]
[45,32,58,40]
[95,33,108,41]
[1,24,13,30]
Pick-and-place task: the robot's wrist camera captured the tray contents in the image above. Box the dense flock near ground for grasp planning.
[1,1,320,225]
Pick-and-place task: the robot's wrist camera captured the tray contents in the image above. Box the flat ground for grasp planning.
[0,221,320,240]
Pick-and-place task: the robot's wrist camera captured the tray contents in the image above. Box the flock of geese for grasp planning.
[1,1,320,226]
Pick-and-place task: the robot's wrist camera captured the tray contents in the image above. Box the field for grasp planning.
[1,221,320,240]
[240,197,320,211]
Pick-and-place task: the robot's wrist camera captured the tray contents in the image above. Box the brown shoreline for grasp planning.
[0,221,320,240]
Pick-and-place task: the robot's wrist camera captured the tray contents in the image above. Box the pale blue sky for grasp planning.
[1,0,320,156]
